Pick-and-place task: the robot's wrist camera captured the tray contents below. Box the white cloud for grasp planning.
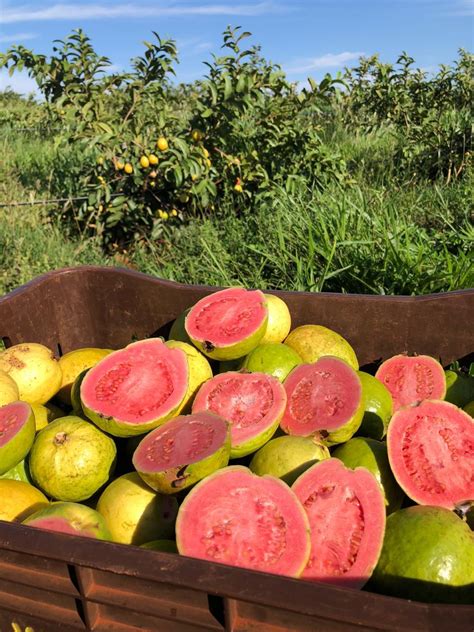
[0,70,39,96]
[2,1,283,23]
[0,32,38,43]
[286,51,365,74]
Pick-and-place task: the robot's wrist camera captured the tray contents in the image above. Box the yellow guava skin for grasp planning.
[31,402,62,431]
[57,347,114,406]
[0,369,19,406]
[284,325,359,370]
[0,343,63,404]
[165,341,213,413]
[0,479,48,522]
[260,294,292,344]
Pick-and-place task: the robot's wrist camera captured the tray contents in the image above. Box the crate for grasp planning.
[0,266,473,632]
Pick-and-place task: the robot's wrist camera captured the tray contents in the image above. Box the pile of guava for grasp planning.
[0,287,472,605]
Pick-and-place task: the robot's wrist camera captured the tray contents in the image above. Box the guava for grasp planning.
[184,287,268,361]
[168,307,192,344]
[280,356,364,446]
[0,479,48,522]
[81,338,189,437]
[445,370,474,408]
[0,369,19,406]
[0,401,36,475]
[356,371,393,440]
[57,347,114,406]
[292,458,386,588]
[242,343,303,383]
[284,325,358,370]
[369,506,474,604]
[176,465,311,577]
[259,294,292,344]
[133,412,230,493]
[332,437,404,514]
[249,435,330,485]
[218,357,245,373]
[140,539,178,553]
[31,402,62,431]
[96,472,178,545]
[464,400,474,417]
[375,354,446,412]
[0,342,62,404]
[29,415,117,502]
[192,371,286,457]
[23,501,111,540]
[70,368,88,413]
[165,340,213,413]
[387,399,474,509]
[0,458,32,484]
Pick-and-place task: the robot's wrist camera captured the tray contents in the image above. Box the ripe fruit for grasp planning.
[29,416,117,502]
[284,325,359,370]
[116,160,125,170]
[0,342,62,404]
[280,356,364,445]
[242,342,302,382]
[133,412,231,493]
[356,371,393,439]
[387,399,474,509]
[57,347,113,406]
[31,402,62,431]
[191,129,203,142]
[176,466,311,577]
[165,340,213,412]
[148,154,159,165]
[0,401,36,475]
[260,294,292,344]
[234,184,243,193]
[96,472,178,545]
[192,371,286,457]
[81,339,189,437]
[0,480,48,522]
[0,369,19,406]
[185,287,268,361]
[375,354,446,412]
[370,506,474,603]
[0,458,32,484]
[124,163,133,174]
[292,458,386,588]
[168,308,192,344]
[445,370,474,408]
[157,137,169,152]
[140,155,150,169]
[23,502,111,540]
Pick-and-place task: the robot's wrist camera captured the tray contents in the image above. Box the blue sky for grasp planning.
[1,0,473,95]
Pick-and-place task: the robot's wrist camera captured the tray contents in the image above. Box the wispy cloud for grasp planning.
[2,1,285,24]
[0,32,38,43]
[177,37,213,56]
[286,51,365,74]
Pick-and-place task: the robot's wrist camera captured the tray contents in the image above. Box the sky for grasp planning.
[1,0,473,95]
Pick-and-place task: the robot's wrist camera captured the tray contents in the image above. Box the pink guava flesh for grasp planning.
[81,339,188,426]
[375,355,446,412]
[185,288,267,347]
[387,400,474,509]
[176,466,310,577]
[281,357,362,436]
[133,412,228,472]
[0,402,30,447]
[26,516,98,537]
[192,372,286,451]
[292,458,386,588]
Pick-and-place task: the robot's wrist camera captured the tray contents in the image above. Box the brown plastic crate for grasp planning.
[0,266,473,632]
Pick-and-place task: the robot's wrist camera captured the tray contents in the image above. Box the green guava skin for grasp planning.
[370,506,474,604]
[321,388,365,447]
[133,428,231,494]
[249,435,330,485]
[0,458,32,484]
[445,370,474,408]
[70,368,89,414]
[29,416,117,502]
[0,402,36,476]
[242,343,303,383]
[356,371,393,440]
[23,501,112,540]
[463,400,474,418]
[140,539,178,553]
[332,437,404,514]
[169,308,192,344]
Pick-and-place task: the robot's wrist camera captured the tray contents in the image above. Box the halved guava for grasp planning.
[0,401,36,475]
[284,325,359,370]
[249,435,330,485]
[332,437,404,514]
[242,343,303,383]
[375,354,446,412]
[280,357,364,446]
[81,338,189,437]
[23,501,111,540]
[356,371,393,440]
[192,371,286,457]
[176,465,311,577]
[184,287,268,361]
[133,412,231,493]
[57,347,114,406]
[292,458,386,588]
[387,399,474,509]
[369,506,474,604]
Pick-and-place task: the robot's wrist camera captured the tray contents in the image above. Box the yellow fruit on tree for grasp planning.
[202,147,210,158]
[140,155,150,169]
[205,158,212,169]
[124,163,133,174]
[162,211,169,220]
[149,154,159,165]
[157,137,169,152]
[191,129,203,142]
[234,184,243,193]
[171,208,178,217]
[116,160,125,170]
